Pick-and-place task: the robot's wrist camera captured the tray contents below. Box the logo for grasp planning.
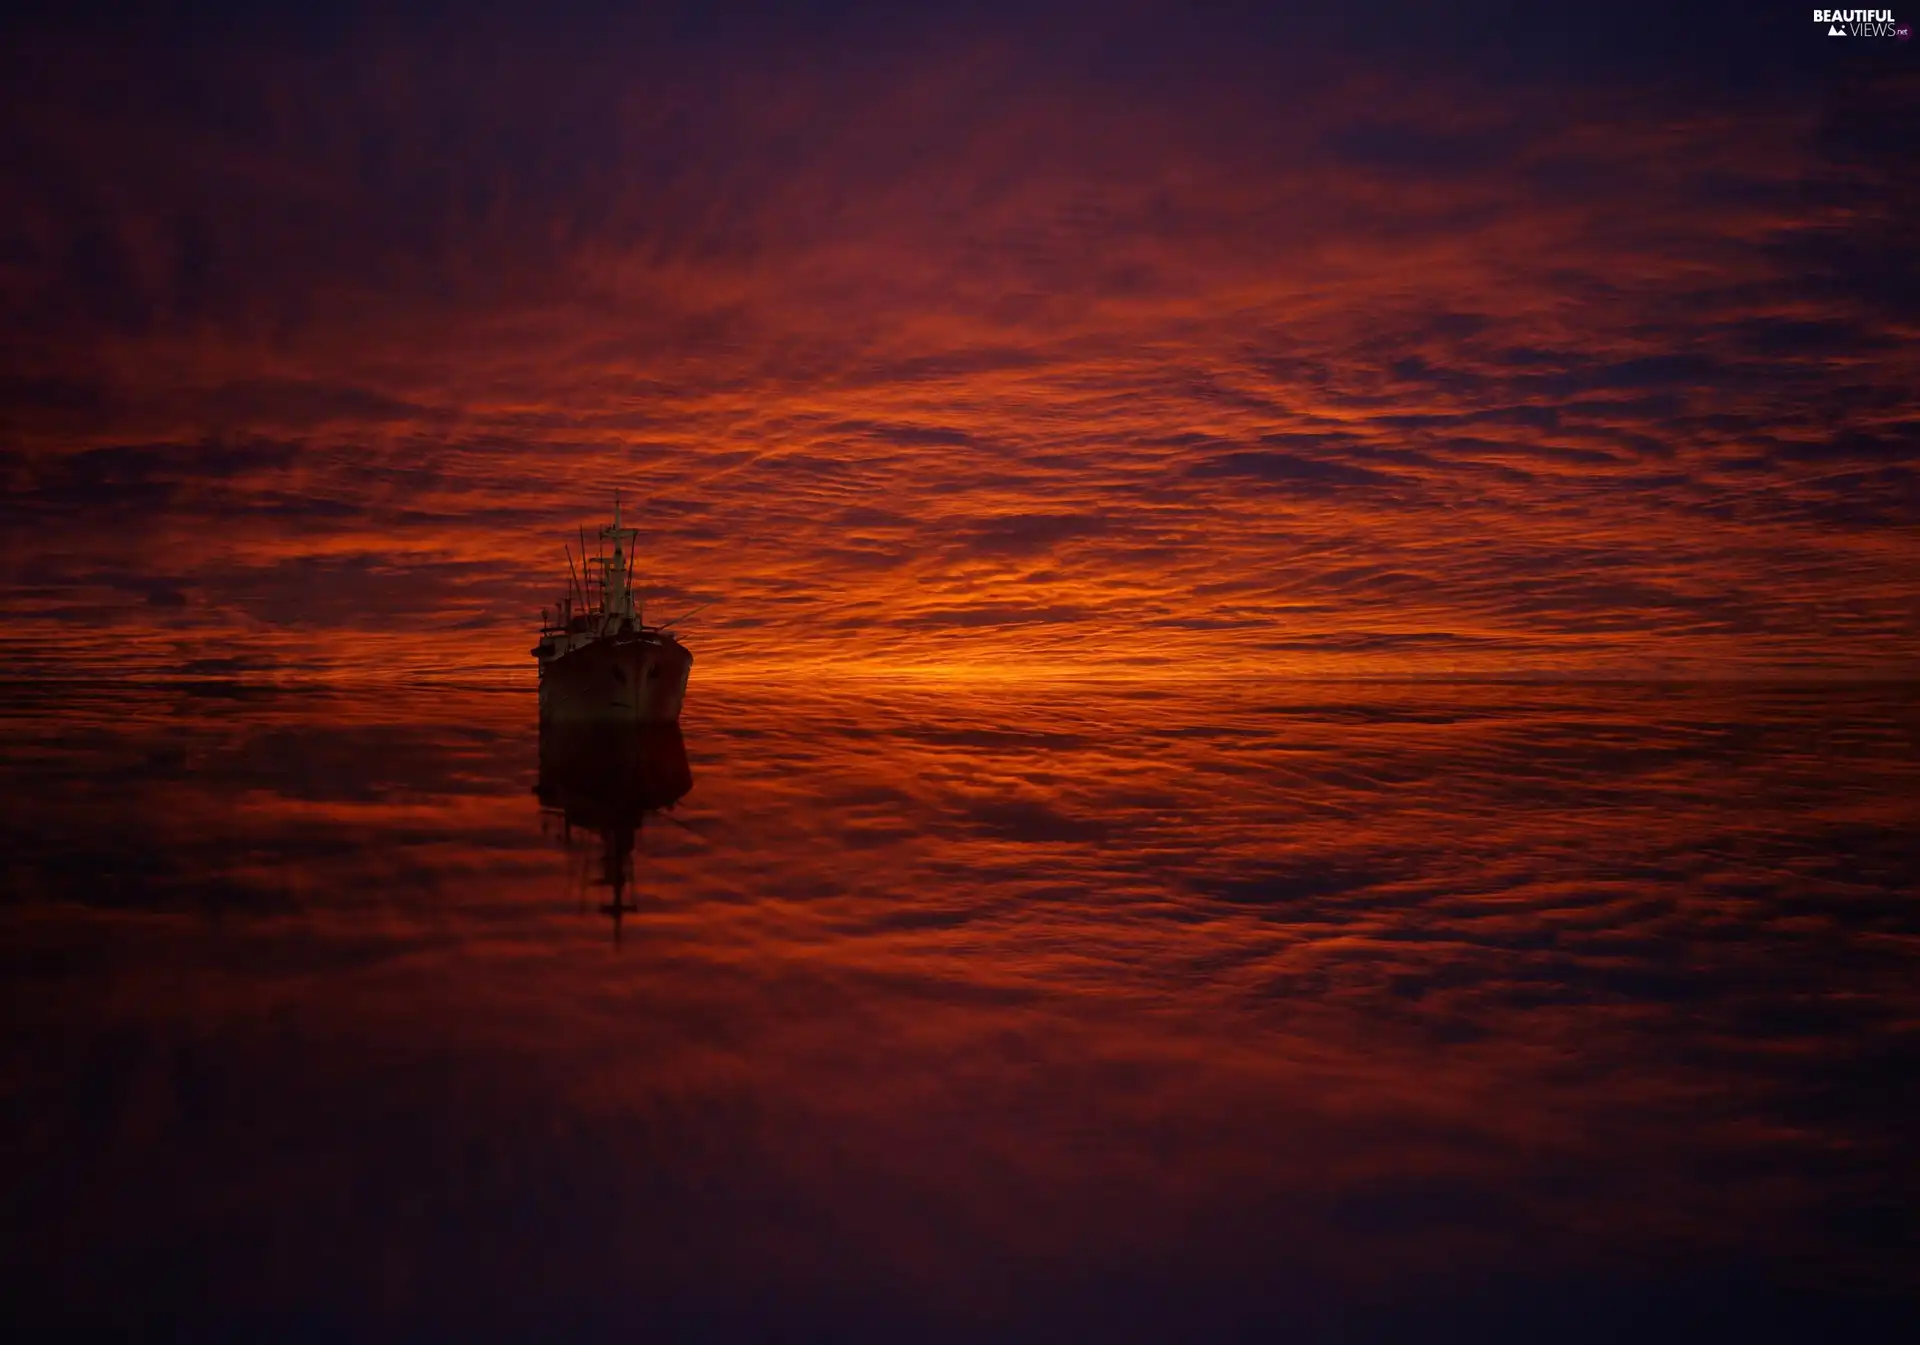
[1813,8,1910,37]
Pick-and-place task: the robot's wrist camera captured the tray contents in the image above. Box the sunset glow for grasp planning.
[4,8,1913,683]
[3,8,1916,1340]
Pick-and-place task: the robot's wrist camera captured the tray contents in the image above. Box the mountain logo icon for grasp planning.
[1828,23,1846,34]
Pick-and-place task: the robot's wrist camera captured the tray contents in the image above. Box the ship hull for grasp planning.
[538,633,692,725]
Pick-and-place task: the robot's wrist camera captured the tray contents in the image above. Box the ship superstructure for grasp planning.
[532,496,693,724]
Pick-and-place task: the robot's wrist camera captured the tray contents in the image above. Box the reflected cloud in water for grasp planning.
[0,679,1915,1340]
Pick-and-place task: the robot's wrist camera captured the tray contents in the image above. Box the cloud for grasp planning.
[1185,452,1399,491]
[0,7,1913,680]
[961,512,1109,557]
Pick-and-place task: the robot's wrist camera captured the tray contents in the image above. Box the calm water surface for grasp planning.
[2,679,1915,1341]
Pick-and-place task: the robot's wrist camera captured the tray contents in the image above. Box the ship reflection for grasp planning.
[534,722,693,945]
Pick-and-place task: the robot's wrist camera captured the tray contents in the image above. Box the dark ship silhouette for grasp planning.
[536,720,693,945]
[532,496,693,725]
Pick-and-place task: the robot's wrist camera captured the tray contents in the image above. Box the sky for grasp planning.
[1,2,1915,681]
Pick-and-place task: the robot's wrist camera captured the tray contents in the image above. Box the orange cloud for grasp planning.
[1,23,1914,682]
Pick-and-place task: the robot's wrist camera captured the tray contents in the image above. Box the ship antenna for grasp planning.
[655,602,708,630]
[614,490,631,619]
[580,526,592,612]
[624,500,638,620]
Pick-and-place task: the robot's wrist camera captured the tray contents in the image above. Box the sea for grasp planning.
[2,678,1915,1341]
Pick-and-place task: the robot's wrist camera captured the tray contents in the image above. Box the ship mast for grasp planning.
[599,490,641,626]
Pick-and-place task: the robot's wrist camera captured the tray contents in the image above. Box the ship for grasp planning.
[531,496,694,725]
